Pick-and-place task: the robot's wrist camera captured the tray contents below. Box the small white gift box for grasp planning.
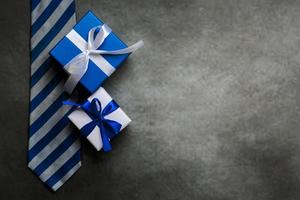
[67,87,131,151]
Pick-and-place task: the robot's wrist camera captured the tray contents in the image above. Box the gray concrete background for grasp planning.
[0,0,300,199]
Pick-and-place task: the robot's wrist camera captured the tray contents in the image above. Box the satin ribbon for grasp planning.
[64,98,122,152]
[64,24,144,94]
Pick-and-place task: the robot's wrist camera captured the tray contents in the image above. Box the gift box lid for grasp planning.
[50,11,129,94]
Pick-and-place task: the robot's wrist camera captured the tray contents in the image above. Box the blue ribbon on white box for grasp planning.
[64,98,121,152]
[65,87,131,151]
[64,24,143,94]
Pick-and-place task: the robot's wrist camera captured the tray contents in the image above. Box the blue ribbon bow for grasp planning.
[64,98,122,152]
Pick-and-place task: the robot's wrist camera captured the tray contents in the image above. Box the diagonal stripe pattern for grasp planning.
[29,0,81,191]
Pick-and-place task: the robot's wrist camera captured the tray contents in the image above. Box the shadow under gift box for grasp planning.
[50,11,129,94]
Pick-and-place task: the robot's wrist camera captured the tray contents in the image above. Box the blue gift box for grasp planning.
[50,11,129,94]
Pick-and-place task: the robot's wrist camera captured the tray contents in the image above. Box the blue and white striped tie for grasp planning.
[29,0,81,191]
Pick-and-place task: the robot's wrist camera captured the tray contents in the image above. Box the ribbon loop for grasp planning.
[63,98,122,152]
[64,24,144,94]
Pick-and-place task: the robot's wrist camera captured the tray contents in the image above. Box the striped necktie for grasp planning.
[29,0,81,191]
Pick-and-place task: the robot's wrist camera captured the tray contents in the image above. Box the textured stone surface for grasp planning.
[0,0,300,199]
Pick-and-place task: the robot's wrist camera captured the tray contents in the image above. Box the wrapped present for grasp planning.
[50,11,143,94]
[64,87,131,151]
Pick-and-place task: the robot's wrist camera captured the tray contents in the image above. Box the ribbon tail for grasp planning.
[64,53,89,94]
[100,125,112,152]
[80,121,97,138]
[62,101,82,107]
[64,74,82,94]
[89,40,144,55]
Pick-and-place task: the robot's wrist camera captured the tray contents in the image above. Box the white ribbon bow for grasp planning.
[64,24,144,94]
